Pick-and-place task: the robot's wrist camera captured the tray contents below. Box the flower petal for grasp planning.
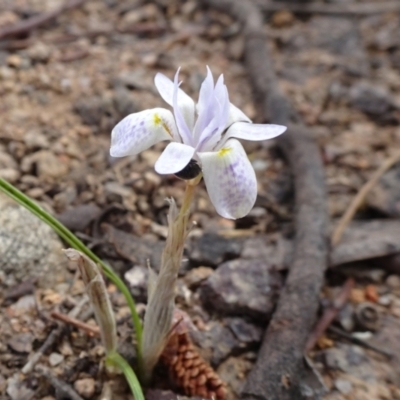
[154,72,195,131]
[219,122,287,148]
[226,103,252,127]
[193,66,214,141]
[155,142,195,175]
[110,108,178,157]
[196,74,230,152]
[198,139,257,219]
[172,69,194,146]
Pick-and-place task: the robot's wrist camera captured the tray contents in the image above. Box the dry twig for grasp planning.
[57,48,89,62]
[0,0,88,40]
[22,297,88,374]
[254,0,400,16]
[36,365,85,400]
[327,326,392,359]
[306,278,354,353]
[331,152,400,246]
[201,1,329,398]
[51,311,100,336]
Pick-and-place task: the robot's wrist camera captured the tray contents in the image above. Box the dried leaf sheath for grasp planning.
[64,249,117,355]
[142,190,193,382]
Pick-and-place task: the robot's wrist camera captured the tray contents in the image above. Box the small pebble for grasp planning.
[48,352,64,367]
[184,267,214,289]
[350,288,365,303]
[8,333,33,353]
[6,54,22,68]
[334,378,353,395]
[378,294,392,306]
[365,284,379,302]
[74,378,96,399]
[271,10,295,28]
[0,168,20,183]
[386,275,400,289]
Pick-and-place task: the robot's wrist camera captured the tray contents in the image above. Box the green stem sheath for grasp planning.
[107,352,145,400]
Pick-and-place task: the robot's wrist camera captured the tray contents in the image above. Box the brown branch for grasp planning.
[51,311,100,336]
[254,0,400,16]
[305,278,354,353]
[0,0,88,40]
[201,1,329,399]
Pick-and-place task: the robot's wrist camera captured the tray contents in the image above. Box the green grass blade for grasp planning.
[107,352,145,400]
[0,178,143,369]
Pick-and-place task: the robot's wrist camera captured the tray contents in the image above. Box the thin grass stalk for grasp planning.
[0,177,143,371]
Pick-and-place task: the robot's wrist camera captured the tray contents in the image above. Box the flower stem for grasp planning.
[0,178,143,368]
[106,352,145,400]
[180,174,201,219]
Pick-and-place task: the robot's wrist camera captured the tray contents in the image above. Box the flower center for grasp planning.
[175,159,202,180]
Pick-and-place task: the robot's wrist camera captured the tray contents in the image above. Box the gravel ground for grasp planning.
[1,1,400,399]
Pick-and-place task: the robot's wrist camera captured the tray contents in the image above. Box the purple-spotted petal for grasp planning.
[110,108,178,157]
[155,142,195,174]
[154,72,195,131]
[219,122,287,148]
[198,139,257,219]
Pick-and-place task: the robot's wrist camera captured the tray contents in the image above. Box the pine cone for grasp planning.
[161,331,226,400]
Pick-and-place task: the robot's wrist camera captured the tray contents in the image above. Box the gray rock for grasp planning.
[323,344,373,381]
[113,87,137,118]
[225,318,263,345]
[74,95,113,126]
[367,163,400,217]
[199,259,282,321]
[324,347,350,372]
[57,203,101,231]
[6,374,35,400]
[146,390,204,400]
[193,318,263,367]
[188,233,243,268]
[330,220,400,267]
[103,225,164,271]
[241,235,291,270]
[334,379,352,395]
[369,315,400,384]
[8,333,33,353]
[0,192,67,287]
[217,353,255,397]
[349,81,396,116]
[195,321,238,366]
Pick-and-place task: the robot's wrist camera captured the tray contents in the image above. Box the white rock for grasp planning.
[0,192,67,287]
[74,378,96,399]
[48,352,64,366]
[334,378,353,395]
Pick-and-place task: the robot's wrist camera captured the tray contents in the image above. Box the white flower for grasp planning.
[110,67,286,219]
